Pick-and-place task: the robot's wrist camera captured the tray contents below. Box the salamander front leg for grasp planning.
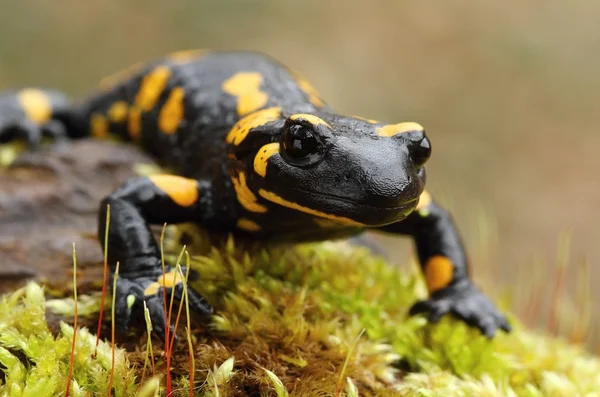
[377,191,511,338]
[98,174,214,336]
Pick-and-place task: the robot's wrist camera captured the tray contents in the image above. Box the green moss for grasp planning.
[0,283,137,396]
[1,228,599,396]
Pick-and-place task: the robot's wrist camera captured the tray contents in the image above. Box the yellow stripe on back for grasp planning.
[158,87,185,134]
[90,113,109,138]
[107,101,129,123]
[222,71,269,116]
[135,66,171,112]
[128,105,142,140]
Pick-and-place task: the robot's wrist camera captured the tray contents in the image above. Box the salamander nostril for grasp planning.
[344,172,351,181]
[409,135,431,167]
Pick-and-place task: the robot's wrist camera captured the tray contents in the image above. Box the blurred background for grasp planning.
[1,1,598,346]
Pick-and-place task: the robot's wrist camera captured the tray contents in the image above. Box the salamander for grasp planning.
[0,49,511,338]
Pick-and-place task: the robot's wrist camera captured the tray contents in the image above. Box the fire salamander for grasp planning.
[0,50,510,338]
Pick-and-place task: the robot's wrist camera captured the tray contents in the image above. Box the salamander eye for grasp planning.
[280,123,323,166]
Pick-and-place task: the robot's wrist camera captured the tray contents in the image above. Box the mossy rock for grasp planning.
[1,227,598,397]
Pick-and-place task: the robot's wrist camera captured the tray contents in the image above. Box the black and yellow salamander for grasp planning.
[0,50,510,338]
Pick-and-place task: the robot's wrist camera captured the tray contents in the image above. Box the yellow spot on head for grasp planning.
[222,71,269,116]
[289,114,331,129]
[259,189,364,227]
[415,190,432,211]
[90,113,109,138]
[376,122,424,137]
[225,107,281,146]
[158,87,185,134]
[237,218,261,232]
[107,101,129,123]
[17,89,52,124]
[135,66,171,111]
[353,115,379,124]
[128,105,142,140]
[168,49,205,63]
[290,69,325,108]
[424,255,454,294]
[253,142,280,178]
[231,171,268,213]
[297,79,325,107]
[148,174,199,207]
[144,282,161,297]
[158,268,183,288]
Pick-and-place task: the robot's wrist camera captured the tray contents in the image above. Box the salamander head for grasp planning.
[227,108,430,226]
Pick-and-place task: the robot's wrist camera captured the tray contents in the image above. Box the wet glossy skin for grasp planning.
[0,50,510,338]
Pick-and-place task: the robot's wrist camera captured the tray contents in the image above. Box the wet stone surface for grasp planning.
[0,140,156,294]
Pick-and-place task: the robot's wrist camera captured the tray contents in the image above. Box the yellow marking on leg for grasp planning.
[236,218,261,232]
[253,142,280,177]
[376,122,424,137]
[259,189,364,226]
[107,101,129,123]
[289,114,331,129]
[17,89,52,124]
[168,49,205,63]
[148,174,199,207]
[135,66,171,111]
[416,190,432,212]
[99,62,143,91]
[90,113,109,138]
[222,71,269,116]
[158,87,185,134]
[144,282,161,297]
[225,107,281,146]
[424,255,454,294]
[128,105,142,140]
[352,115,379,124]
[231,171,268,213]
[157,268,183,288]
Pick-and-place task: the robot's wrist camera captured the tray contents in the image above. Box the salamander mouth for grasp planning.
[289,187,420,226]
[292,187,417,211]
